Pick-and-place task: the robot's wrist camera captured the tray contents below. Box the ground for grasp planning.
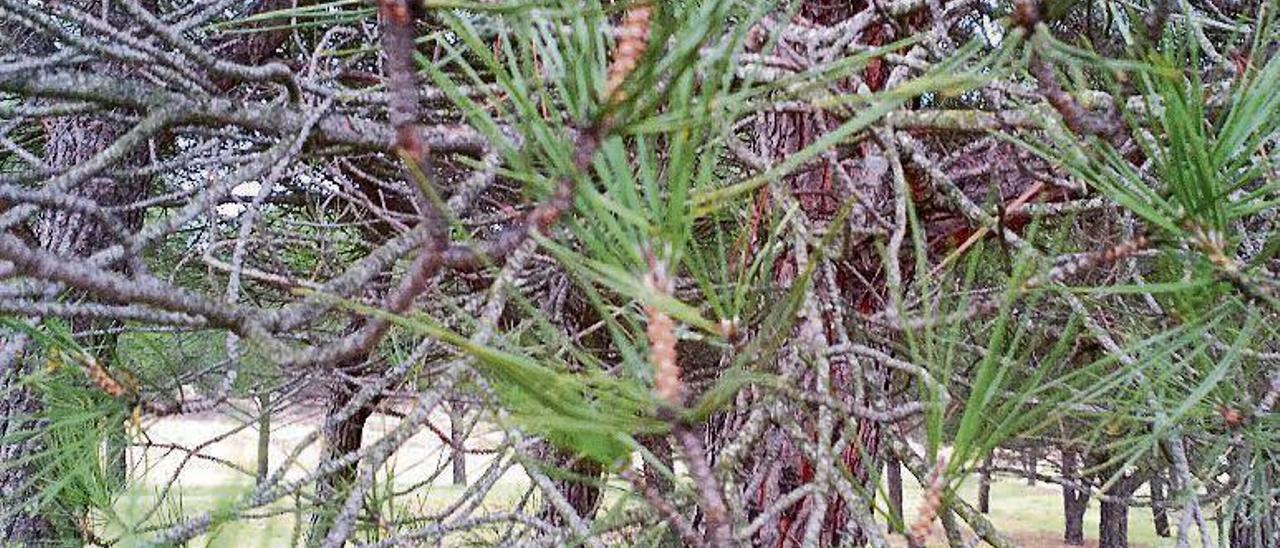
[102,412,1212,546]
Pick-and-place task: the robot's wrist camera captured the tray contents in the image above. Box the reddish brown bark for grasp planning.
[725,2,900,545]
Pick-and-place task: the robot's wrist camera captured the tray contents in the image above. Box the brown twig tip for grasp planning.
[1218,405,1246,428]
[80,353,126,398]
[1100,234,1149,263]
[643,252,683,406]
[716,316,741,341]
[1011,0,1042,30]
[604,3,654,104]
[378,0,415,25]
[1190,225,1234,271]
[909,456,948,546]
[395,126,428,162]
[1027,234,1150,290]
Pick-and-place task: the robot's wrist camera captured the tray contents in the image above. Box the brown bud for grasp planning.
[604,4,654,103]
[1012,0,1041,30]
[1218,405,1245,428]
[379,0,413,26]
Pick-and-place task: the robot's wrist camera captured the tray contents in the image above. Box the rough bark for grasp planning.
[1150,467,1170,538]
[0,337,53,543]
[0,49,150,547]
[886,456,904,525]
[1,1,292,541]
[1228,467,1280,548]
[727,3,896,542]
[1098,470,1143,548]
[537,445,605,527]
[640,433,674,495]
[1226,504,1280,548]
[728,1,894,545]
[448,402,467,486]
[0,124,146,546]
[1230,511,1258,548]
[978,454,993,514]
[309,379,376,543]
[1061,445,1088,546]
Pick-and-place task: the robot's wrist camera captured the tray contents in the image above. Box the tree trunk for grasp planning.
[0,335,54,543]
[637,434,676,545]
[978,454,993,514]
[1098,491,1128,548]
[1227,505,1279,548]
[448,401,466,486]
[1150,468,1170,538]
[727,1,896,544]
[886,456,904,525]
[0,39,151,540]
[1228,479,1280,548]
[1225,430,1280,547]
[256,392,272,485]
[1098,471,1143,548]
[537,445,605,527]
[309,381,376,543]
[0,125,147,545]
[1231,512,1258,548]
[640,434,674,494]
[1062,446,1088,546]
[1025,449,1038,485]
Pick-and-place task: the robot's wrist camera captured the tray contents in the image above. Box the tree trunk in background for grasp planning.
[1062,446,1088,546]
[537,445,605,527]
[1098,471,1143,548]
[256,392,272,485]
[1226,505,1279,548]
[978,454,993,514]
[1,1,292,542]
[1230,511,1257,548]
[886,456,904,525]
[449,402,466,486]
[0,336,52,543]
[0,119,148,545]
[0,35,50,547]
[309,380,376,542]
[640,434,674,494]
[0,60,151,545]
[1227,462,1280,548]
[1150,468,1170,538]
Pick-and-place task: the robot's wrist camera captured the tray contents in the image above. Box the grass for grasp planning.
[100,414,1216,546]
[107,481,535,547]
[101,474,1215,547]
[890,472,1217,547]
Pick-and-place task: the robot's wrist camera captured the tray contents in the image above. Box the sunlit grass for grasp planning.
[890,472,1217,548]
[99,471,1220,547]
[107,480,535,547]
